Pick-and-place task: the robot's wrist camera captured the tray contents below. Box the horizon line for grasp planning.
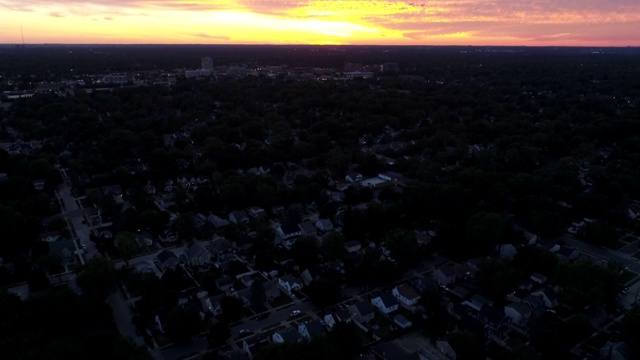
[1,43,639,48]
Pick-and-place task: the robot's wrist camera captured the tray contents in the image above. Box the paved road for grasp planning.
[56,169,99,263]
[563,236,640,274]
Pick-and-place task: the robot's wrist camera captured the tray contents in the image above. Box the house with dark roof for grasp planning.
[371,293,399,314]
[392,284,421,308]
[298,221,317,237]
[298,320,325,339]
[185,243,210,266]
[349,301,376,323]
[242,334,270,360]
[504,302,532,325]
[277,222,303,240]
[155,249,179,271]
[393,314,413,329]
[345,240,362,254]
[478,305,511,341]
[433,266,457,286]
[272,328,302,344]
[301,265,324,286]
[229,210,250,225]
[48,238,76,268]
[523,294,546,317]
[209,238,234,262]
[277,275,303,293]
[315,219,334,232]
[531,287,558,308]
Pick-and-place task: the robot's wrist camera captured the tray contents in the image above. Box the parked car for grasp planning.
[289,310,301,317]
[239,329,252,336]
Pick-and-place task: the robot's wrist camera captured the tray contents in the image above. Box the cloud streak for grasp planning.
[0,0,638,45]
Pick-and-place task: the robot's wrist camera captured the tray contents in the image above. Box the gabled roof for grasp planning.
[436,265,457,277]
[480,305,508,326]
[301,320,325,338]
[280,222,301,235]
[298,221,315,233]
[394,284,420,300]
[506,302,532,318]
[279,329,302,343]
[375,293,398,308]
[48,238,76,256]
[186,243,208,259]
[353,301,375,316]
[156,249,178,263]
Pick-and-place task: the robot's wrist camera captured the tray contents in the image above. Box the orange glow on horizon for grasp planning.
[0,0,638,46]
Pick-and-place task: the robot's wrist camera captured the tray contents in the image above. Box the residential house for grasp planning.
[600,341,630,360]
[264,281,281,301]
[324,313,339,329]
[498,244,518,259]
[48,238,76,268]
[216,276,234,292]
[208,214,230,228]
[531,288,558,308]
[201,294,224,317]
[372,342,426,360]
[298,221,316,237]
[133,261,156,275]
[276,222,302,240]
[466,294,492,312]
[478,305,511,340]
[229,210,250,225]
[242,334,270,360]
[410,277,437,294]
[272,328,302,344]
[349,301,376,323]
[556,245,580,262]
[392,284,421,308]
[504,302,532,326]
[298,320,326,339]
[315,219,334,232]
[185,243,211,267]
[301,266,324,286]
[155,250,179,271]
[436,340,457,360]
[248,207,267,221]
[454,263,477,279]
[523,294,546,317]
[209,238,235,263]
[278,275,303,293]
[345,241,362,254]
[393,314,413,329]
[345,172,363,183]
[233,288,252,307]
[433,266,457,286]
[136,233,154,246]
[371,293,399,314]
[530,272,548,285]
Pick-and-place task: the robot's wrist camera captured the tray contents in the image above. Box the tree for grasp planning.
[291,236,319,266]
[165,306,203,343]
[583,220,619,247]
[621,306,640,358]
[220,296,244,323]
[320,232,346,261]
[207,322,231,348]
[76,258,117,299]
[250,280,267,307]
[27,268,50,292]
[115,231,143,266]
[385,229,420,270]
[466,212,507,256]
[306,277,342,309]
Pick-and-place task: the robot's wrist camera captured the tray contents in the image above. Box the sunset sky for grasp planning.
[1,0,639,46]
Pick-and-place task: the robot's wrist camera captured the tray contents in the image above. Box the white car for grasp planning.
[289,292,297,299]
[289,310,301,317]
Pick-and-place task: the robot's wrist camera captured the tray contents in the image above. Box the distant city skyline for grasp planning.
[0,0,639,46]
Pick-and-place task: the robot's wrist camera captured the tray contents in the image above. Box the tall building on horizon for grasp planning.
[201,57,213,71]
